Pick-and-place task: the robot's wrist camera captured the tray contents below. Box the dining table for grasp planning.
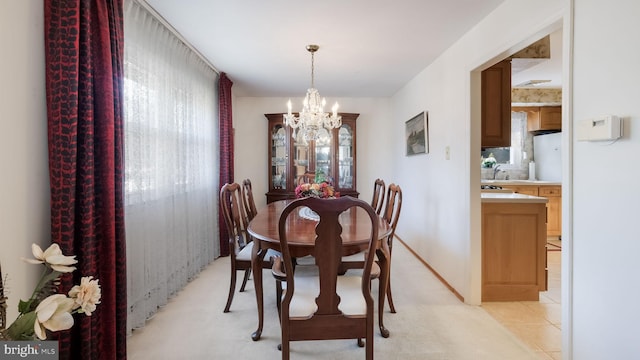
[247,199,393,341]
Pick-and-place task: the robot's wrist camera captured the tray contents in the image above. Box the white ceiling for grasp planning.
[142,0,559,98]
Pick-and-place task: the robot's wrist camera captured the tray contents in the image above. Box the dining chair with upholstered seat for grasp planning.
[220,182,280,313]
[371,178,386,215]
[271,196,379,360]
[241,179,258,221]
[379,183,402,313]
[340,183,402,322]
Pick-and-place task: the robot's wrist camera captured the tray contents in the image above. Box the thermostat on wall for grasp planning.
[577,115,622,141]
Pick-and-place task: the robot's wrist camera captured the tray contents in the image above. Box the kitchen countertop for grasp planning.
[481,180,562,186]
[481,188,514,193]
[481,193,548,203]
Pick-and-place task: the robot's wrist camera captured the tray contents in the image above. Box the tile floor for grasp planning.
[481,238,562,360]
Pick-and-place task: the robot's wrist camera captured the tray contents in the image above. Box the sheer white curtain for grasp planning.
[123,0,219,332]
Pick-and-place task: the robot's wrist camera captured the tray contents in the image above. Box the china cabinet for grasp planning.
[265,113,359,203]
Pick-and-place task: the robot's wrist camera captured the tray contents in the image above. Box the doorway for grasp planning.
[473,22,569,359]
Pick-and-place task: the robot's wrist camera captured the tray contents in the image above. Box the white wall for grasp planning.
[571,0,640,358]
[0,1,50,322]
[390,0,564,304]
[234,97,393,209]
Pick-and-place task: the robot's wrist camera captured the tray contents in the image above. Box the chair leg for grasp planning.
[281,340,289,360]
[386,277,397,313]
[337,262,348,275]
[239,269,251,292]
[224,268,237,313]
[366,321,374,360]
[357,338,365,347]
[386,244,396,313]
[275,280,283,321]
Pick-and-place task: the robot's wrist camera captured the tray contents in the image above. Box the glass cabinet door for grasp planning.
[314,128,332,183]
[337,125,354,189]
[271,125,287,189]
[293,129,310,183]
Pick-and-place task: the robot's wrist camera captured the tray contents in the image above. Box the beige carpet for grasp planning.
[127,242,538,359]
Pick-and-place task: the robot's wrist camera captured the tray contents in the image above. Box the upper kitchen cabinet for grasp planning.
[481,59,512,148]
[520,106,562,133]
[265,113,359,203]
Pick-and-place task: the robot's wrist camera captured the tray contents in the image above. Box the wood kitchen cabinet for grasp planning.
[502,185,538,196]
[481,59,512,148]
[482,200,547,301]
[512,106,562,133]
[499,184,562,238]
[265,113,359,203]
[539,186,562,237]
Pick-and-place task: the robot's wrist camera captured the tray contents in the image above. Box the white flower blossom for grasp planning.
[6,244,102,341]
[69,276,102,315]
[22,243,77,273]
[34,294,76,340]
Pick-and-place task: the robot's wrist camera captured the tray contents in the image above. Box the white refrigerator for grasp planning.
[533,132,562,182]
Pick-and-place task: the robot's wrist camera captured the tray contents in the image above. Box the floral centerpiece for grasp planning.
[0,243,101,341]
[295,181,337,199]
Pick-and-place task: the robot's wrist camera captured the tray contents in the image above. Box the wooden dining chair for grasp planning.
[340,183,402,318]
[379,183,402,314]
[271,197,379,360]
[219,182,279,313]
[371,178,386,215]
[296,171,315,185]
[241,179,258,221]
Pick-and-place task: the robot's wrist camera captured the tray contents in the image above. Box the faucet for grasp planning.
[493,165,501,180]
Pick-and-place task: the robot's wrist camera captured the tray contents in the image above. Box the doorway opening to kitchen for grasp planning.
[474,23,566,359]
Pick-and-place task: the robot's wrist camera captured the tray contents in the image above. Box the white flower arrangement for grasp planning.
[481,153,497,168]
[0,243,101,340]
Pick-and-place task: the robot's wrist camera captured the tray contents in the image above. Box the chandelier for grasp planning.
[284,44,341,141]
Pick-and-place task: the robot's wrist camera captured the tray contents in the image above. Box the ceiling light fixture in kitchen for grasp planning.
[514,79,552,87]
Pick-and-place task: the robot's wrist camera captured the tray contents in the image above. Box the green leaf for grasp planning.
[37,270,62,293]
[6,311,37,340]
[18,299,33,314]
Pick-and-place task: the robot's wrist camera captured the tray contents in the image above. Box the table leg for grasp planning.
[252,240,267,341]
[376,247,390,338]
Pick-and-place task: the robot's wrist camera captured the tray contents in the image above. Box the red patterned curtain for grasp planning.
[218,72,234,256]
[45,0,127,359]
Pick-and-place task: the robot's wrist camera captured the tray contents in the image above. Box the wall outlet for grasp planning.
[445,146,450,160]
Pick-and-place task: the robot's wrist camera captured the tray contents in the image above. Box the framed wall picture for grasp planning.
[405,111,428,156]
